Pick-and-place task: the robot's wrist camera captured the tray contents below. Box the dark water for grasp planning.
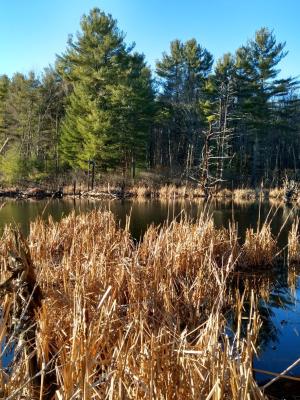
[1,197,300,389]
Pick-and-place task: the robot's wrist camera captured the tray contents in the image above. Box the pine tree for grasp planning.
[0,72,42,179]
[38,68,66,174]
[0,75,10,143]
[108,52,154,176]
[155,39,213,169]
[58,8,154,174]
[234,28,298,184]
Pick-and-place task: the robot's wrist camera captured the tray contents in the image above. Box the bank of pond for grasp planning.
[0,184,299,204]
[0,198,300,399]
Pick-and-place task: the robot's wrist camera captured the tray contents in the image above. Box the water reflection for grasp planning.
[0,197,297,241]
[229,264,300,390]
[254,270,300,386]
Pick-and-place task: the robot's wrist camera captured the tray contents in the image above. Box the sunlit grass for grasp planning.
[288,217,300,265]
[2,208,297,398]
[242,224,277,268]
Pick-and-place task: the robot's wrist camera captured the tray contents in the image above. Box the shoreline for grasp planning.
[0,184,296,203]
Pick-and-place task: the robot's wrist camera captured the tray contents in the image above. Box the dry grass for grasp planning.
[241,224,277,268]
[191,186,205,198]
[0,210,267,399]
[269,187,284,199]
[158,184,178,199]
[130,185,152,198]
[215,188,233,198]
[288,217,300,265]
[8,180,300,204]
[233,188,257,200]
[268,197,284,208]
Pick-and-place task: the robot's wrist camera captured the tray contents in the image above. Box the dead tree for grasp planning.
[187,83,234,198]
[215,81,235,186]
[199,126,233,197]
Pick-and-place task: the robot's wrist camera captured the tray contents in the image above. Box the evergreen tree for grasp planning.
[37,68,66,174]
[58,8,154,174]
[0,70,66,182]
[1,72,41,178]
[234,28,298,184]
[0,75,10,143]
[1,14,300,186]
[0,144,25,183]
[155,39,213,170]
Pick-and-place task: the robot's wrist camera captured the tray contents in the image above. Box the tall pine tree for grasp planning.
[235,28,298,184]
[58,8,154,175]
[155,39,213,170]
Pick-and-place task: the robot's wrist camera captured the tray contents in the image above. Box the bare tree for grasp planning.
[187,81,235,198]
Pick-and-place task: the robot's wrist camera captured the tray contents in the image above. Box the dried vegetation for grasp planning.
[288,217,300,265]
[1,208,296,399]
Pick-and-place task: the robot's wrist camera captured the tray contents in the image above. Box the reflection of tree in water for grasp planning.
[228,266,296,352]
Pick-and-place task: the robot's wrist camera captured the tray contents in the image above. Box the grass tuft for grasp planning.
[288,217,300,265]
[242,224,277,268]
[0,210,268,399]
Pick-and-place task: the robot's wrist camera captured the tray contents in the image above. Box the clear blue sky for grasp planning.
[1,0,299,78]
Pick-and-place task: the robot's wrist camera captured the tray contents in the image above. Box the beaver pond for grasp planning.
[0,197,300,395]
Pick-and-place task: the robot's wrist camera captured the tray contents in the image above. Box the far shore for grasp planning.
[0,183,296,203]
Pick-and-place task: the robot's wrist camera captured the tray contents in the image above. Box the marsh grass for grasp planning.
[242,224,277,268]
[4,180,300,205]
[233,188,257,200]
[269,187,285,199]
[288,217,300,265]
[157,184,179,199]
[0,210,269,399]
[130,185,152,198]
[215,188,233,198]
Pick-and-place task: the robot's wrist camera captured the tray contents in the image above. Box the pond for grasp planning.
[0,197,300,392]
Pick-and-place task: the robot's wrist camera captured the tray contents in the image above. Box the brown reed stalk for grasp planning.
[242,224,277,268]
[288,217,300,265]
[0,210,266,399]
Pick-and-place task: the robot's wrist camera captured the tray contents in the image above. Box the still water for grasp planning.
[0,197,300,389]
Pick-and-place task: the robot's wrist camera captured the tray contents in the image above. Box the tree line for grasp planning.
[0,7,299,187]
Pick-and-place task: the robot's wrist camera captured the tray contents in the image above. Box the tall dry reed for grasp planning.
[242,224,277,268]
[233,188,257,200]
[288,217,300,264]
[0,210,265,399]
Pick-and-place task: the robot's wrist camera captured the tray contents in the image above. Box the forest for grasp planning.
[2,7,300,399]
[0,7,299,189]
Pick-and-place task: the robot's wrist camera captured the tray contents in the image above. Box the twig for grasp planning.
[261,356,300,390]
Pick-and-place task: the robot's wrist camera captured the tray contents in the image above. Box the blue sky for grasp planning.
[1,0,299,78]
